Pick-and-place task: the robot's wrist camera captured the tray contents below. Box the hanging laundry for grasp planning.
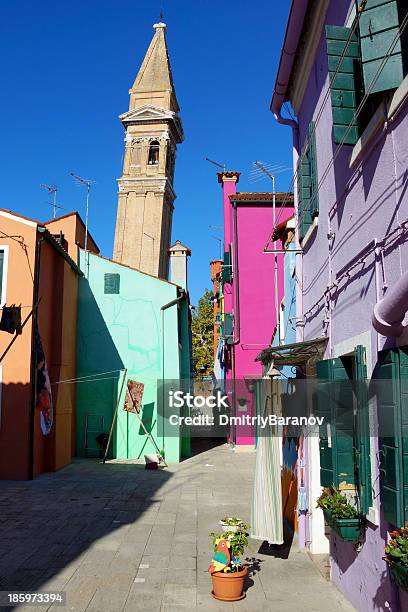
[123,380,144,414]
[35,326,53,435]
[0,305,22,335]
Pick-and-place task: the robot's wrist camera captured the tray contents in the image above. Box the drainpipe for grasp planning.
[372,271,408,337]
[160,289,186,455]
[230,202,241,447]
[28,234,43,480]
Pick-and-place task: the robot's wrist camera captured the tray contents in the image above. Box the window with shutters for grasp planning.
[326,0,408,146]
[104,273,120,295]
[297,122,318,242]
[315,345,372,515]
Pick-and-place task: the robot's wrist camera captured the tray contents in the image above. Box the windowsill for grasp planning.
[350,102,387,168]
[350,73,408,168]
[300,216,318,248]
[365,505,379,527]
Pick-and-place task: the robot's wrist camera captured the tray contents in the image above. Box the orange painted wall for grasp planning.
[45,213,99,261]
[0,214,37,479]
[0,211,81,479]
[33,238,79,477]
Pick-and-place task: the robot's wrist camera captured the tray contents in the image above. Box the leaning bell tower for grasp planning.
[113,21,184,279]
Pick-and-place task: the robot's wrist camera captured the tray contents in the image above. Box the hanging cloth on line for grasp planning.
[0,305,22,335]
[35,325,53,436]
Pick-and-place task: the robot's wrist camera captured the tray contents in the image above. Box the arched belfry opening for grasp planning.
[148,140,160,165]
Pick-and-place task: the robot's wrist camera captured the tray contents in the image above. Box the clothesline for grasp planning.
[52,375,122,385]
[50,368,124,386]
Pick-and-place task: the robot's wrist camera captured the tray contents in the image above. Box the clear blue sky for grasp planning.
[0,0,292,305]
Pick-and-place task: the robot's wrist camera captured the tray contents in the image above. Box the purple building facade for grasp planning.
[272,1,408,610]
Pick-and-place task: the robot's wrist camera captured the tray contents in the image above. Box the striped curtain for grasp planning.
[251,380,283,545]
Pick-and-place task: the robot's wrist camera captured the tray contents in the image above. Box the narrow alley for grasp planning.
[0,445,354,611]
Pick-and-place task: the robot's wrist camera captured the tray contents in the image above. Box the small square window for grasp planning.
[104,273,120,294]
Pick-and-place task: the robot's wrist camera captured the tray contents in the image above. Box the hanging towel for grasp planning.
[35,326,53,436]
[0,305,22,335]
[251,390,284,545]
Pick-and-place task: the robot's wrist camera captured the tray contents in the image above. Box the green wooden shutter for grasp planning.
[316,359,335,487]
[354,345,372,514]
[308,122,319,218]
[316,357,356,488]
[297,122,317,241]
[222,249,232,284]
[326,25,360,145]
[332,357,356,487]
[399,347,408,524]
[378,347,404,526]
[360,0,405,94]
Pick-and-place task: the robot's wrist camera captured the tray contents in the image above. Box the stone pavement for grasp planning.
[0,443,355,611]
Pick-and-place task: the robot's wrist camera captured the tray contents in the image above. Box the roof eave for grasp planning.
[270,0,309,120]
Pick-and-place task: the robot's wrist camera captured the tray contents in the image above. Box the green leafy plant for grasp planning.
[209,521,250,573]
[385,526,408,567]
[221,516,242,526]
[316,487,359,519]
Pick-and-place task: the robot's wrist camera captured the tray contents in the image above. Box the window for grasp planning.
[104,273,120,295]
[0,246,9,307]
[297,121,318,242]
[315,345,372,515]
[148,140,160,165]
[326,0,408,145]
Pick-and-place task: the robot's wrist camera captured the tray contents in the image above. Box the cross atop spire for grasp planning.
[129,20,179,113]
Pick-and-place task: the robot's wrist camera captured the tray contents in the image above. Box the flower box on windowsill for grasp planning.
[323,509,362,542]
[389,562,408,592]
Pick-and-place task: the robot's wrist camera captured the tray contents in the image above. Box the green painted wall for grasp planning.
[76,251,189,463]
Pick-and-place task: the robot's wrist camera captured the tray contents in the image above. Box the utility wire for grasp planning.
[293,10,408,234]
[264,0,372,246]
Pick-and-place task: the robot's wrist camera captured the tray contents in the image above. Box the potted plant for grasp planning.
[317,487,362,542]
[219,516,243,533]
[384,526,408,591]
[208,520,250,602]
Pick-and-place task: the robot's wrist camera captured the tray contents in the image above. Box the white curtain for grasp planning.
[250,379,283,545]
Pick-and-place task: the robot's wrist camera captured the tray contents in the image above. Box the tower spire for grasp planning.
[113,21,184,280]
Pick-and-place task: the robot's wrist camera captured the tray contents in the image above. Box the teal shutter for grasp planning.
[326,25,360,145]
[222,249,232,284]
[399,348,408,524]
[298,122,317,241]
[332,357,356,487]
[355,345,372,514]
[378,347,404,526]
[316,357,356,488]
[360,0,405,94]
[308,123,319,218]
[316,359,334,487]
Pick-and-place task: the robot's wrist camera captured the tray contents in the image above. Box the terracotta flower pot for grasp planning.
[211,566,247,602]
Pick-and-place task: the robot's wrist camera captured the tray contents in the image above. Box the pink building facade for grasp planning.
[217,172,294,447]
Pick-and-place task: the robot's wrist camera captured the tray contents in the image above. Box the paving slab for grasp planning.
[0,445,355,611]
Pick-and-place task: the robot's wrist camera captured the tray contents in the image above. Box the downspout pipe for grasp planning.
[231,202,240,447]
[160,289,186,455]
[372,271,408,337]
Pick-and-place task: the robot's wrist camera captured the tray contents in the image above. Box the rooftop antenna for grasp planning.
[206,157,226,171]
[41,184,58,219]
[70,172,94,254]
[159,0,164,21]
